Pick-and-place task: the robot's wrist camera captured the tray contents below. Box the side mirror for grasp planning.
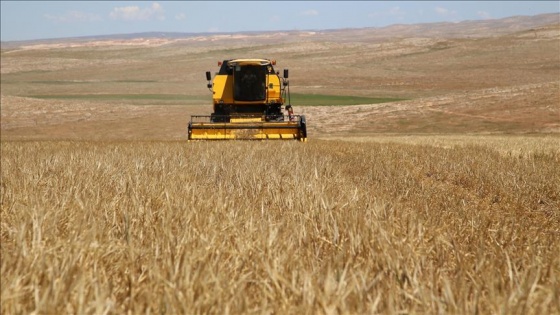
[283,69,289,79]
[206,71,211,81]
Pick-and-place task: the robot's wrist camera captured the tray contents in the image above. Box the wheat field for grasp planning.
[1,138,558,314]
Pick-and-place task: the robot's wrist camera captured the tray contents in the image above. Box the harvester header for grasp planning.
[187,58,307,141]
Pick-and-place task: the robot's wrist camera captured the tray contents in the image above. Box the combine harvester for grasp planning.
[187,59,307,141]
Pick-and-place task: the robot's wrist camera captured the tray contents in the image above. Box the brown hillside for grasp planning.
[1,14,559,140]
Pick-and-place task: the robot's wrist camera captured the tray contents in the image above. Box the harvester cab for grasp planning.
[187,59,307,141]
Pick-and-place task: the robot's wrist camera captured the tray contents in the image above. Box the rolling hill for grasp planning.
[1,13,559,139]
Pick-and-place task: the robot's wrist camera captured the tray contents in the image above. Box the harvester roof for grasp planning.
[227,59,272,66]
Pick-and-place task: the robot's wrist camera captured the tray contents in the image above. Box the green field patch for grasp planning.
[289,93,407,106]
[25,93,405,106]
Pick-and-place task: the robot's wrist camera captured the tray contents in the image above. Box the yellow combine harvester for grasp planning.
[187,59,307,141]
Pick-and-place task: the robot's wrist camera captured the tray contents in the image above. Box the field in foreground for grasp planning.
[1,138,559,314]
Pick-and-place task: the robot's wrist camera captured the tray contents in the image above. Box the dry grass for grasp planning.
[324,134,560,158]
[2,139,559,314]
[1,14,559,314]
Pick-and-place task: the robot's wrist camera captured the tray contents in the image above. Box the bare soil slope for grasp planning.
[1,14,559,140]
